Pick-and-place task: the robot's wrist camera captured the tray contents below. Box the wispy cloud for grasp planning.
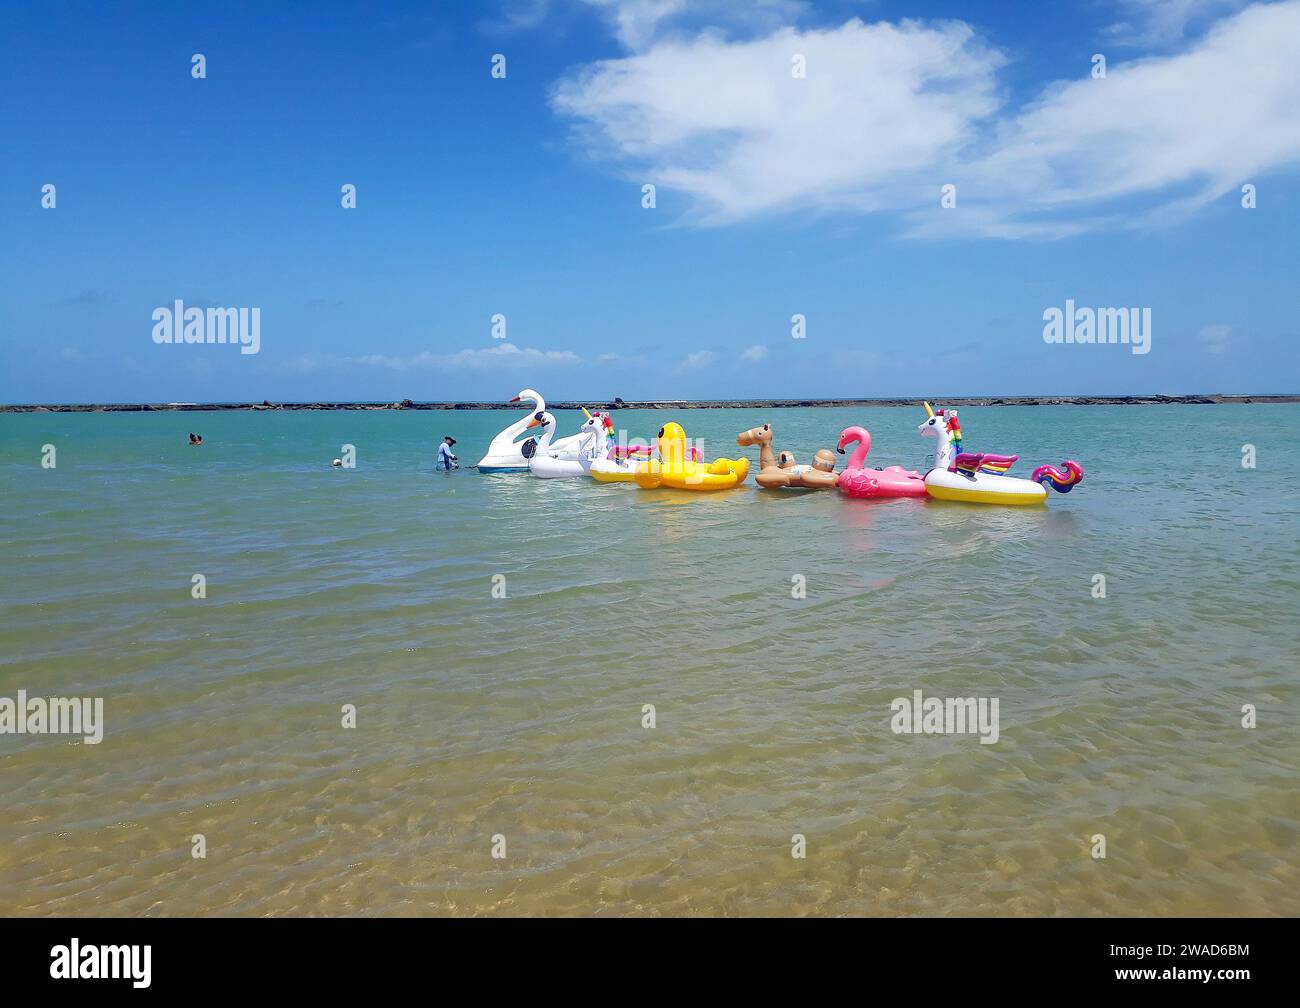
[354,342,582,371]
[62,289,115,307]
[680,349,718,369]
[1104,0,1250,47]
[581,0,809,49]
[912,1,1300,239]
[260,342,588,376]
[452,343,581,368]
[740,345,768,362]
[1199,324,1232,353]
[484,0,554,34]
[553,2,1300,239]
[553,17,1002,226]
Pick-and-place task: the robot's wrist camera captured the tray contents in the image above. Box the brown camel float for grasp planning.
[736,424,839,489]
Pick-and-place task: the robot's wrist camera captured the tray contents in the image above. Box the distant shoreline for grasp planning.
[2,394,1297,412]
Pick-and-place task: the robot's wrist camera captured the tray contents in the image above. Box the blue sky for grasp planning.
[2,0,1297,403]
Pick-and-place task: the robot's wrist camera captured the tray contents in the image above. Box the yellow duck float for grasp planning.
[633,422,749,491]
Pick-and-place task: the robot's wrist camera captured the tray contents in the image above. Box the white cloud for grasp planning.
[581,0,808,50]
[1105,0,1250,46]
[680,349,718,368]
[553,17,1003,225]
[258,353,331,374]
[920,1,1300,238]
[449,343,581,368]
[584,0,685,49]
[740,345,768,362]
[554,2,1300,238]
[354,343,582,371]
[351,352,433,370]
[1199,324,1232,353]
[491,0,554,33]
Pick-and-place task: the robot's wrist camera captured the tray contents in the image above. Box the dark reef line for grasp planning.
[3,394,1297,413]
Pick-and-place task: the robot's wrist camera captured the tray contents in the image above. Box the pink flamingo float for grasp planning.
[835,426,927,499]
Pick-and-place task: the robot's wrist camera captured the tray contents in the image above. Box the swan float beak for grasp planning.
[526,416,545,429]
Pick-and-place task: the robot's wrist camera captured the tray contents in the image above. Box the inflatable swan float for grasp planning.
[919,402,1084,505]
[475,389,590,472]
[529,409,614,479]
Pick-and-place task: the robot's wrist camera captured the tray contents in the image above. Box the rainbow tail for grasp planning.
[1031,460,1084,493]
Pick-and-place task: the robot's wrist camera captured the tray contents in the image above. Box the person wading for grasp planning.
[438,436,459,471]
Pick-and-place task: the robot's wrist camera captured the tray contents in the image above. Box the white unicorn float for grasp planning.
[529,409,615,479]
[918,402,1084,505]
[475,388,590,472]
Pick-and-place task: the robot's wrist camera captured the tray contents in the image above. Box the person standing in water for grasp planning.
[438,436,458,471]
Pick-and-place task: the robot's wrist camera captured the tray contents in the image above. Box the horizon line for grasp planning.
[4,392,1299,412]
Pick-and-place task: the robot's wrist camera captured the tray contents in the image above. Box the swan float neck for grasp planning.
[475,389,589,472]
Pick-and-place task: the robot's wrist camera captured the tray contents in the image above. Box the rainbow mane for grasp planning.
[933,407,963,452]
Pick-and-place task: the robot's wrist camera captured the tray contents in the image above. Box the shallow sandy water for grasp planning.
[1,405,1296,915]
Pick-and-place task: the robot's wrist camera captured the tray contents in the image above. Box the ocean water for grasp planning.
[1,404,1297,917]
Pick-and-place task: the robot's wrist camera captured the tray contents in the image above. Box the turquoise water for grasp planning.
[1,404,1297,916]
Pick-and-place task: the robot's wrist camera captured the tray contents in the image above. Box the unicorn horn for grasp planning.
[923,401,935,418]
[581,406,592,420]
